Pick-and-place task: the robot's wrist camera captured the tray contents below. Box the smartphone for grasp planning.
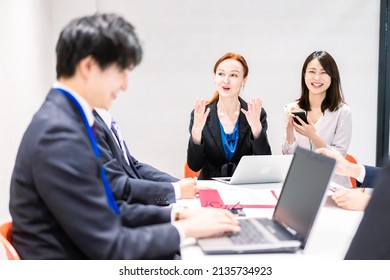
[291,111,308,125]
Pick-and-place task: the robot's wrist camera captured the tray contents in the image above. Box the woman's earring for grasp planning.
[240,84,245,94]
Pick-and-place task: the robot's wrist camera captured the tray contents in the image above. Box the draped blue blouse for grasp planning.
[219,119,239,161]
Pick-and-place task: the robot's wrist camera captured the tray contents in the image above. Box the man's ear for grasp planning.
[77,55,96,79]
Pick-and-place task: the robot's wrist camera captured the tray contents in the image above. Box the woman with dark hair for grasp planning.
[282,51,352,186]
[187,52,271,180]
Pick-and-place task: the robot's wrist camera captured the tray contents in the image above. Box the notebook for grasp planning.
[198,188,278,209]
[212,154,293,185]
[197,146,336,254]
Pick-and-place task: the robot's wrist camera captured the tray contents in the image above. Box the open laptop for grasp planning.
[212,155,293,185]
[197,146,336,254]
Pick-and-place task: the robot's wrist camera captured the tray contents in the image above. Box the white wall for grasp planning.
[0,0,53,222]
[0,0,380,222]
[97,0,380,177]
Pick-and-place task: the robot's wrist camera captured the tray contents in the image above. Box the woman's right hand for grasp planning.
[191,99,210,144]
[285,112,296,145]
[286,113,295,131]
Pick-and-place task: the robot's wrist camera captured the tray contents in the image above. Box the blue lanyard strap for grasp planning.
[54,88,120,215]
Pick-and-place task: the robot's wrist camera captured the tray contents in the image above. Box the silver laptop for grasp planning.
[197,146,336,254]
[212,155,293,185]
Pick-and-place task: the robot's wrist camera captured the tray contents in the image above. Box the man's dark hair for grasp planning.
[56,13,142,78]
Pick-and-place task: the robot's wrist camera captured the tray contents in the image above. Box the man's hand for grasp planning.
[178,178,197,199]
[332,188,371,211]
[175,207,240,238]
[316,148,361,179]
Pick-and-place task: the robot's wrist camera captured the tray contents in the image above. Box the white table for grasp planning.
[178,180,364,260]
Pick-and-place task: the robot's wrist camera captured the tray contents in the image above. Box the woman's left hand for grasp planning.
[241,98,263,139]
[293,115,317,139]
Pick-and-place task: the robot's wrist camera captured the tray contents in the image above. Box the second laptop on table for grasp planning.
[212,154,294,185]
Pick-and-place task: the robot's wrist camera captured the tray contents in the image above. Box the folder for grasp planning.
[198,189,278,209]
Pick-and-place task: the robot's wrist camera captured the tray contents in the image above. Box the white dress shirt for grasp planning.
[53,82,94,127]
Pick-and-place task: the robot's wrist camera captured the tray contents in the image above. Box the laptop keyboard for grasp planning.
[228,219,268,245]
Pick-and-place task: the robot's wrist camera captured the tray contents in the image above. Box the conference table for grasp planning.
[178,180,364,260]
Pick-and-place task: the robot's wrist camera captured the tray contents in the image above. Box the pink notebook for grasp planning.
[198,189,278,209]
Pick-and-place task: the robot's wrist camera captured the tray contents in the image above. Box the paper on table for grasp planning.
[329,181,347,190]
[327,181,347,195]
[219,188,279,206]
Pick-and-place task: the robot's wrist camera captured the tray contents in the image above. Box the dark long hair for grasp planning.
[297,51,345,112]
[208,52,249,104]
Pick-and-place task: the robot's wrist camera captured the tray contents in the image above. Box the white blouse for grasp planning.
[281,101,353,187]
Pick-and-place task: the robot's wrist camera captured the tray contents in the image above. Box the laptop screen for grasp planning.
[272,146,335,248]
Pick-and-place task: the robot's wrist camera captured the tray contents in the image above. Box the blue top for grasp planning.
[219,119,239,161]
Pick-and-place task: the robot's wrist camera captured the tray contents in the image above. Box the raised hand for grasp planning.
[241,98,263,139]
[191,99,210,144]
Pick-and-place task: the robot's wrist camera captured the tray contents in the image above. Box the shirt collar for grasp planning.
[94,107,112,128]
[53,81,95,127]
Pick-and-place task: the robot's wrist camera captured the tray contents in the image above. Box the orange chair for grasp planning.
[345,154,358,188]
[184,162,201,178]
[0,221,20,260]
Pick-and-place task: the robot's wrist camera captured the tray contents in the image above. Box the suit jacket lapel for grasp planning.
[122,141,142,179]
[206,101,227,159]
[234,98,250,161]
[206,98,251,162]
[94,110,142,179]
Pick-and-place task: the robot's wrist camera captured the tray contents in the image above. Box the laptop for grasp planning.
[197,146,336,254]
[212,155,293,185]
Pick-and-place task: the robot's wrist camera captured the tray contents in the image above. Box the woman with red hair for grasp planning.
[187,52,271,180]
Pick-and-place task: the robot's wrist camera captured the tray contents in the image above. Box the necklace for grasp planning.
[217,100,240,133]
[217,100,240,117]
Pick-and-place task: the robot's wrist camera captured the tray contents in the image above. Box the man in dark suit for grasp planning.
[317,147,390,259]
[345,161,390,259]
[93,108,197,206]
[9,13,239,260]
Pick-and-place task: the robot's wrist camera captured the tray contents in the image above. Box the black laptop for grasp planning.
[197,146,336,254]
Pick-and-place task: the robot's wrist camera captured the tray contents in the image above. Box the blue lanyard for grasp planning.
[54,88,120,215]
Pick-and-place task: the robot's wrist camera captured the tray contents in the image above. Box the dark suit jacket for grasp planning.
[357,165,381,188]
[345,161,390,259]
[187,97,272,179]
[93,110,177,205]
[9,89,180,259]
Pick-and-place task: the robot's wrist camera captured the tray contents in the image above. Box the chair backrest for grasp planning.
[345,154,358,188]
[184,162,200,178]
[0,221,20,260]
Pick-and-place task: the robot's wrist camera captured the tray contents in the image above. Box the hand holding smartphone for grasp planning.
[291,111,308,125]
